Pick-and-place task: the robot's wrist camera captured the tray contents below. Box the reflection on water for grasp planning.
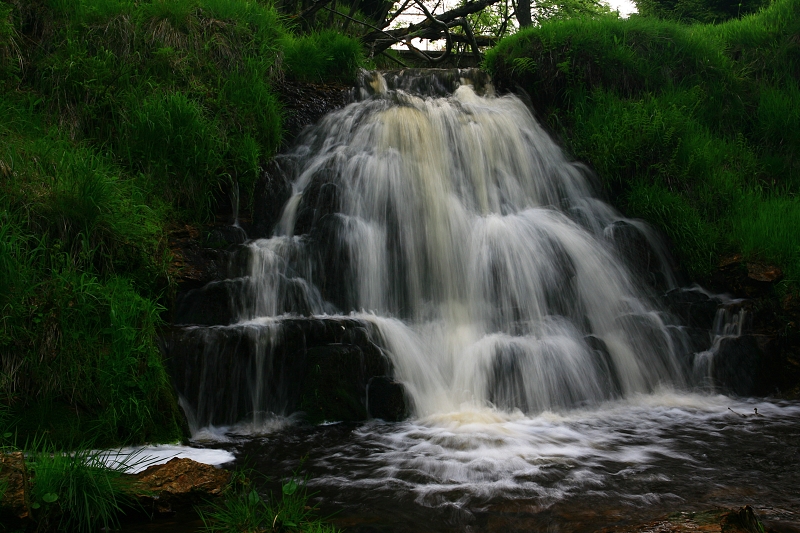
[191,393,800,532]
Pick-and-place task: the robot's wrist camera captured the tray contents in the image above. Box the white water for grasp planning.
[167,71,800,530]
[237,72,687,418]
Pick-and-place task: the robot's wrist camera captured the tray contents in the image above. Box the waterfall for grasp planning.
[170,69,694,430]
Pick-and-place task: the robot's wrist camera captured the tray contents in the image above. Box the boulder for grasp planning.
[712,335,763,396]
[367,376,408,422]
[132,458,230,514]
[664,288,722,331]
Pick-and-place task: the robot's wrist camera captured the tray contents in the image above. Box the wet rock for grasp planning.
[664,288,722,330]
[165,317,397,427]
[299,343,389,423]
[712,335,763,396]
[132,458,230,514]
[174,279,245,326]
[0,452,30,526]
[605,220,669,291]
[367,376,408,421]
[275,80,354,147]
[375,68,493,97]
[294,171,341,237]
[586,334,623,397]
[251,158,294,238]
[487,344,531,412]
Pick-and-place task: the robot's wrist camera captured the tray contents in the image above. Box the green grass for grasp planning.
[198,468,340,533]
[485,0,800,285]
[0,0,364,447]
[27,444,143,533]
[281,29,365,83]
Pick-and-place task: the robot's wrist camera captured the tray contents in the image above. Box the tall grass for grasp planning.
[485,0,800,284]
[0,0,365,447]
[0,95,182,446]
[5,0,363,222]
[281,29,365,82]
[28,444,141,533]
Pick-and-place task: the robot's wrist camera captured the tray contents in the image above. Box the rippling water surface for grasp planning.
[183,394,800,532]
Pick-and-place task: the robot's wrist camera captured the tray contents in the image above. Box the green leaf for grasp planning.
[42,492,59,503]
[282,479,298,496]
[31,502,40,509]
[2,432,11,438]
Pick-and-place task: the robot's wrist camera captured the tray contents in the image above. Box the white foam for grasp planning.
[100,444,235,474]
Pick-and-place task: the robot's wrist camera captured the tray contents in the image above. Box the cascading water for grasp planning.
[164,69,800,532]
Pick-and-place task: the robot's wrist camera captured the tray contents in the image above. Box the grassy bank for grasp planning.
[0,0,363,447]
[485,0,800,287]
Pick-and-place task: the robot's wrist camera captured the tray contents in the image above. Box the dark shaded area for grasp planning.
[163,317,404,427]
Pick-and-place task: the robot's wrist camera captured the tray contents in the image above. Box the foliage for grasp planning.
[27,444,142,533]
[0,96,184,446]
[634,0,770,24]
[485,0,800,285]
[281,29,365,83]
[198,467,340,533]
[0,0,364,447]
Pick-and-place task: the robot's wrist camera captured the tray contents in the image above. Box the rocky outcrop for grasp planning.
[164,317,407,427]
[132,458,231,515]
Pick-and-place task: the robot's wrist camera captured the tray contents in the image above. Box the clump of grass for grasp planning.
[282,29,365,83]
[199,468,340,533]
[485,0,800,285]
[27,444,142,533]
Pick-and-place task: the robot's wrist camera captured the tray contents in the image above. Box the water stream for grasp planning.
[166,69,800,532]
